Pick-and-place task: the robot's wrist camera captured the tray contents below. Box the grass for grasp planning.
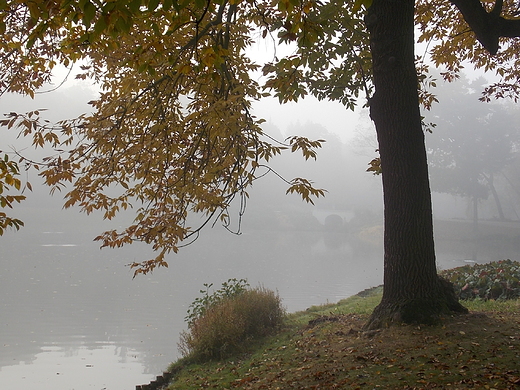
[165,287,520,389]
[178,286,285,362]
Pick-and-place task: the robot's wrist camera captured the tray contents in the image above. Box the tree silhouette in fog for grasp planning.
[426,74,520,223]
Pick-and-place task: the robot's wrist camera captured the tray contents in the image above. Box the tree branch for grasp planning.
[449,0,520,54]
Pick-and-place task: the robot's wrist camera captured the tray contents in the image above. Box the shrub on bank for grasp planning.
[178,279,285,362]
[440,259,520,300]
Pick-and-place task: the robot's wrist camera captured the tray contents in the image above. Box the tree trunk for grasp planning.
[472,195,479,236]
[364,0,467,328]
[472,195,479,262]
[485,173,505,221]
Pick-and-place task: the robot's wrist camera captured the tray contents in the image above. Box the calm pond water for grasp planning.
[1,202,518,390]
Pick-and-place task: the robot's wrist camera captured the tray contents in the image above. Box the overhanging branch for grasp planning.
[449,0,520,54]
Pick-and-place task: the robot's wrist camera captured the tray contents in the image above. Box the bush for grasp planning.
[184,278,250,326]
[178,279,285,362]
[440,259,520,300]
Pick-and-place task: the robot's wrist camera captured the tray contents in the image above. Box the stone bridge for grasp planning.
[312,208,354,231]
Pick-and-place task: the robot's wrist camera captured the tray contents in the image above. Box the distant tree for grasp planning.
[426,75,520,223]
[500,153,520,219]
[2,0,520,328]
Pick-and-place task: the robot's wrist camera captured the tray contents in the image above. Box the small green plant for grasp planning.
[440,259,520,300]
[184,278,250,326]
[179,279,285,362]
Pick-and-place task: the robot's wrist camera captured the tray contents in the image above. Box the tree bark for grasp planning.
[364,0,467,329]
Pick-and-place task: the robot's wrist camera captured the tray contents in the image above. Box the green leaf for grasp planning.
[115,15,133,33]
[162,0,173,11]
[194,0,206,9]
[352,0,372,13]
[128,0,142,13]
[93,16,107,37]
[82,1,97,27]
[147,0,160,12]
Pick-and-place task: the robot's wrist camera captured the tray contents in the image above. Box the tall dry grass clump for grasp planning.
[179,280,285,362]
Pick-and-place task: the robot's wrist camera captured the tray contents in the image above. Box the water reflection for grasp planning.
[0,343,150,390]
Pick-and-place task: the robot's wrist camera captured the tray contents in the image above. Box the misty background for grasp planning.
[1,69,519,389]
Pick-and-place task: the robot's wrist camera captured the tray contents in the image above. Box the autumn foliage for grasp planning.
[1,0,333,275]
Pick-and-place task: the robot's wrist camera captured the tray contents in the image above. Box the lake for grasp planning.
[1,203,518,390]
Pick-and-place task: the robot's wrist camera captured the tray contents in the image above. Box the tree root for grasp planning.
[365,277,468,330]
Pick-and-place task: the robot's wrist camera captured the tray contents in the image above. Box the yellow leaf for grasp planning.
[352,0,372,13]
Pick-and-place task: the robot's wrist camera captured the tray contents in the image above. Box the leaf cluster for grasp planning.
[415,0,520,102]
[260,0,372,108]
[440,259,520,300]
[366,156,381,175]
[0,153,26,235]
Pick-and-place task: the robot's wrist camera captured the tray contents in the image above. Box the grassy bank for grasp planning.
[164,287,520,389]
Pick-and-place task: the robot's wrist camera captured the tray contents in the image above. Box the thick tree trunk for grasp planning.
[364,0,467,328]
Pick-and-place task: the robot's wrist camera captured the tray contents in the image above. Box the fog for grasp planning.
[1,74,519,389]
